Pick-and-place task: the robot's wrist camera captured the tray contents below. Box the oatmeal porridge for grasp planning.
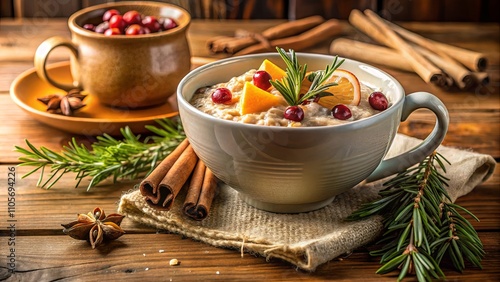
[190,68,390,127]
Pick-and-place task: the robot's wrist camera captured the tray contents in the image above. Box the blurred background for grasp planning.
[1,0,499,21]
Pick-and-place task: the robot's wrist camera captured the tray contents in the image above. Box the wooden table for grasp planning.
[0,18,498,281]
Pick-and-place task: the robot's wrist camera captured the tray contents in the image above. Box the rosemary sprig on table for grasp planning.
[15,118,186,190]
[270,47,344,106]
[348,152,484,282]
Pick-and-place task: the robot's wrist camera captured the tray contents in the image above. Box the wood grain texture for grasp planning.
[0,232,498,281]
[0,19,498,281]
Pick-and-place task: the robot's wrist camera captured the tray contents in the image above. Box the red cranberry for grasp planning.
[109,15,126,31]
[369,92,389,111]
[123,10,142,25]
[102,9,120,22]
[125,24,145,35]
[162,17,178,30]
[284,106,304,122]
[142,16,161,32]
[211,88,232,104]
[332,104,352,120]
[94,21,109,33]
[82,24,95,31]
[104,28,122,36]
[252,70,272,90]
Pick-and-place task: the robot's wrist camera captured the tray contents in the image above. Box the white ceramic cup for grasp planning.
[177,53,449,213]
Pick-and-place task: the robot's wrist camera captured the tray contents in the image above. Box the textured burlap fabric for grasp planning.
[118,133,496,271]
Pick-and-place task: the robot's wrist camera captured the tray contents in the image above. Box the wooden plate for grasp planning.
[10,61,179,136]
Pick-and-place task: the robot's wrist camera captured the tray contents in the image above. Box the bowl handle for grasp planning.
[365,92,449,182]
[34,36,82,91]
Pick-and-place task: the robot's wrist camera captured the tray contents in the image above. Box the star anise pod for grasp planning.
[61,207,125,249]
[37,89,87,116]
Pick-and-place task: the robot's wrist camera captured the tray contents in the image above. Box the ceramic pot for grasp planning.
[34,1,191,108]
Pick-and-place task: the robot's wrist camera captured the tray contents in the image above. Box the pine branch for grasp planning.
[348,152,483,281]
[15,118,185,190]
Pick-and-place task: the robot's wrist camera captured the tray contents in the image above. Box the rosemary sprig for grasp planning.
[15,118,185,190]
[270,47,344,106]
[348,152,484,281]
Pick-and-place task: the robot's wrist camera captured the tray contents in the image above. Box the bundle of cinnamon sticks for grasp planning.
[207,15,343,56]
[139,139,218,221]
[330,9,489,89]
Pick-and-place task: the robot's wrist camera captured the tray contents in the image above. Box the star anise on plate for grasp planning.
[37,89,87,116]
[61,207,125,249]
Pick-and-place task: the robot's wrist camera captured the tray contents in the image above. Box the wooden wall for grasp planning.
[0,0,498,21]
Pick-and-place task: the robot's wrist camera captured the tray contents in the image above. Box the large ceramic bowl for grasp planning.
[177,53,449,213]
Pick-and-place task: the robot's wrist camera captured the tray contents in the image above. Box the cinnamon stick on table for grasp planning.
[386,20,488,72]
[140,139,199,211]
[330,38,481,89]
[183,159,218,221]
[208,15,325,54]
[363,9,445,87]
[235,19,343,56]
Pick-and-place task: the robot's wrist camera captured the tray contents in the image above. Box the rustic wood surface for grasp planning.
[0,18,498,281]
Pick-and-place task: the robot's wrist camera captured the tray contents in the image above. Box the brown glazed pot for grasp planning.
[34,1,191,108]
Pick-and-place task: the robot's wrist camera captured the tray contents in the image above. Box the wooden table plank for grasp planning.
[1,232,498,281]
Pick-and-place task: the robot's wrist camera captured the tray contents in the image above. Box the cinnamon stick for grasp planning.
[471,72,490,85]
[330,38,481,89]
[414,46,474,89]
[183,160,218,221]
[235,19,343,56]
[386,20,488,72]
[156,144,199,210]
[207,16,325,54]
[140,139,199,211]
[330,38,413,72]
[361,9,445,86]
[140,139,190,206]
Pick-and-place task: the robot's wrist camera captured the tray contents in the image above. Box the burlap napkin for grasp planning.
[117,133,496,271]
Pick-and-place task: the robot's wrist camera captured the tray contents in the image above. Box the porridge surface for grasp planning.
[190,69,386,127]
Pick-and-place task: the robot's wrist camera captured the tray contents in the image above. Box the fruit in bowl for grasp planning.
[190,48,390,126]
[177,49,448,213]
[34,1,191,108]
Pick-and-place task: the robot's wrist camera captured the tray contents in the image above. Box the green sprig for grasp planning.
[348,152,484,281]
[269,47,344,106]
[15,118,185,190]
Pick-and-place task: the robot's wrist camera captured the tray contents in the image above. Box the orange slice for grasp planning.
[239,81,283,115]
[317,69,361,108]
[258,59,286,81]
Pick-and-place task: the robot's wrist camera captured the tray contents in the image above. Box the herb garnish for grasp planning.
[270,47,344,106]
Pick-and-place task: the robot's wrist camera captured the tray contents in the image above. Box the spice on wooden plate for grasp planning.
[37,89,87,116]
[61,207,125,249]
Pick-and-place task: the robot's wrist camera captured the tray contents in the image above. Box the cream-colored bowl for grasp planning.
[177,53,449,213]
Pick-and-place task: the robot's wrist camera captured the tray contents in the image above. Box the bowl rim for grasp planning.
[68,1,191,39]
[177,52,405,132]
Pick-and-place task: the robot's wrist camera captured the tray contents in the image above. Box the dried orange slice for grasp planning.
[317,69,361,108]
[239,81,283,115]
